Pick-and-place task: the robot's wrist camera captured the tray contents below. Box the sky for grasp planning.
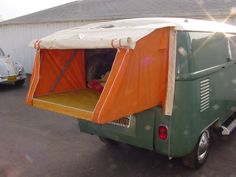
[0,0,76,21]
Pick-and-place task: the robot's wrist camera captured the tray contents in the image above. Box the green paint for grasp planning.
[79,31,236,158]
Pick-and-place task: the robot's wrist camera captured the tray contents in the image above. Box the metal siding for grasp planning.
[0,21,93,73]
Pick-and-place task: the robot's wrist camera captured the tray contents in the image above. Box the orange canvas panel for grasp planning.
[26,49,86,105]
[52,50,86,93]
[93,28,170,124]
[34,49,86,97]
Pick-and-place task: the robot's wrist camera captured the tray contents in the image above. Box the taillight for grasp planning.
[158,125,168,140]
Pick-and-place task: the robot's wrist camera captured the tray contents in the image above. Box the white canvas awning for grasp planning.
[32,22,176,49]
[31,18,236,50]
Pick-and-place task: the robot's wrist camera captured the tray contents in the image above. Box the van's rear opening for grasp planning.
[32,49,116,121]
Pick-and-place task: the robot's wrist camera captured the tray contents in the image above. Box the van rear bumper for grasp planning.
[78,109,157,151]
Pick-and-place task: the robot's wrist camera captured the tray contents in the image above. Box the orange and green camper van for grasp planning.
[26,18,236,168]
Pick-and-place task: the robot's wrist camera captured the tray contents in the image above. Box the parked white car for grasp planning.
[0,48,26,86]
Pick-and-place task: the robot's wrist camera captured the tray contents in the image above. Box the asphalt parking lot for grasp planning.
[0,78,236,177]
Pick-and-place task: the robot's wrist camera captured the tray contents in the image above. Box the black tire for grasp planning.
[98,136,118,145]
[182,130,210,169]
[15,79,25,86]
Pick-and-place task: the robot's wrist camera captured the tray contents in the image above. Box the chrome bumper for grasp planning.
[0,74,27,83]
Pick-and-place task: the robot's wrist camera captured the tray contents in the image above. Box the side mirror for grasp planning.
[7,54,10,58]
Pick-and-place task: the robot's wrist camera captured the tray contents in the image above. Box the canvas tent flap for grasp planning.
[93,28,172,123]
[26,27,176,124]
[32,23,176,50]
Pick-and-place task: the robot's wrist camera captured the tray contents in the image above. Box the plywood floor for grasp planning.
[32,89,101,120]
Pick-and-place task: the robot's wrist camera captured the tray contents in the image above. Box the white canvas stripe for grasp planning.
[164,28,177,116]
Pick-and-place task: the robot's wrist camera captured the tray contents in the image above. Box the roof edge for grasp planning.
[1,14,231,27]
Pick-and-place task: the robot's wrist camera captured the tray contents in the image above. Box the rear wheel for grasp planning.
[15,79,25,86]
[182,130,210,169]
[98,136,118,145]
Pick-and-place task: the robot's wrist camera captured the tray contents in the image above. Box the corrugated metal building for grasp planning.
[0,0,236,73]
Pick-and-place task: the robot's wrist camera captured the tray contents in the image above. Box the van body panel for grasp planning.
[79,108,156,150]
[79,30,236,158]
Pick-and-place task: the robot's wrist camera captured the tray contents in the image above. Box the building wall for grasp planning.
[0,21,95,73]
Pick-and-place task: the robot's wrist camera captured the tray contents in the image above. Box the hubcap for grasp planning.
[197,131,209,162]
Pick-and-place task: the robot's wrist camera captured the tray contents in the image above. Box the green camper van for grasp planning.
[27,18,236,169]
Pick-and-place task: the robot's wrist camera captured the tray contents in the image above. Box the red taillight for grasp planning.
[158,125,168,140]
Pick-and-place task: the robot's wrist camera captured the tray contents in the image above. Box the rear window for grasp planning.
[189,32,230,72]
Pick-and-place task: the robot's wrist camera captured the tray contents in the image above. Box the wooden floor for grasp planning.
[32,89,101,121]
